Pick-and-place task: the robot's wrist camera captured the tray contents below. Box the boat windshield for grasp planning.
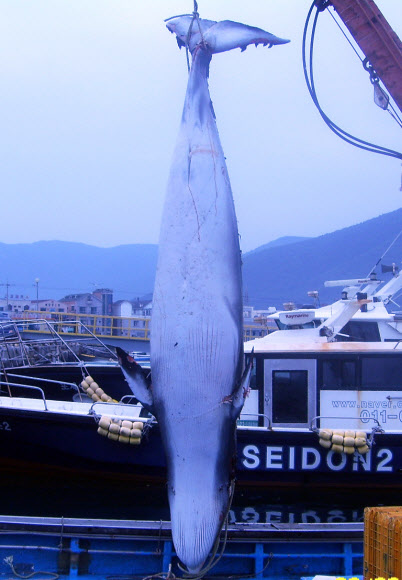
[275,319,318,331]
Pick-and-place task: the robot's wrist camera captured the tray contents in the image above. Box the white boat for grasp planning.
[239,293,402,489]
[268,266,402,342]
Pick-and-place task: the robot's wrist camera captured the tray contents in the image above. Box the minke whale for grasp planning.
[117,13,288,575]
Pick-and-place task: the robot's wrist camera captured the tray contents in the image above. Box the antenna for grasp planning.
[324,278,376,287]
[367,228,402,277]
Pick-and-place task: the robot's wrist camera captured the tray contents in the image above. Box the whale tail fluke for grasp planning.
[166,16,289,55]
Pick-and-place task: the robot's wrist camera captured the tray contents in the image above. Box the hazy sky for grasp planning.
[0,1,401,253]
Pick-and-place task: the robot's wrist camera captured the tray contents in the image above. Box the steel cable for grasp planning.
[302,1,402,161]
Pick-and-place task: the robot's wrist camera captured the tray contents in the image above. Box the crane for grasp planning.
[303,0,402,160]
[329,0,402,113]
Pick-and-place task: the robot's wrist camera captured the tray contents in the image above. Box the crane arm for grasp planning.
[329,0,402,113]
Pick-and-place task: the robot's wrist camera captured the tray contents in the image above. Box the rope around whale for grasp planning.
[164,1,207,73]
[184,1,208,72]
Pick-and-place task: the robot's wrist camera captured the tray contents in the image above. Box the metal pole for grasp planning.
[35,278,39,318]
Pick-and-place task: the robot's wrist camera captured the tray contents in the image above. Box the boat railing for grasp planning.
[120,394,140,405]
[2,372,81,391]
[0,318,117,376]
[0,379,150,423]
[0,379,48,410]
[18,318,117,359]
[107,396,157,424]
[0,372,89,407]
[8,311,273,343]
[310,415,381,431]
[89,401,152,427]
[90,400,143,413]
[18,310,151,341]
[39,319,117,360]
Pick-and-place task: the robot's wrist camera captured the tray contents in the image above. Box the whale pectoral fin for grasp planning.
[231,349,254,419]
[115,347,155,414]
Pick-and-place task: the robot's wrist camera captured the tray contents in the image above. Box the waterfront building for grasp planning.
[0,295,31,315]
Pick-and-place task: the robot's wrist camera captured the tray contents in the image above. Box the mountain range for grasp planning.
[1,208,401,309]
[243,208,402,308]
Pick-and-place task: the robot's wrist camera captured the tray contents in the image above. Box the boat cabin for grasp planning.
[243,339,402,433]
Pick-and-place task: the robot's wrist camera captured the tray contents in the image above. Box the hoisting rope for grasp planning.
[184,1,207,73]
[142,565,176,580]
[164,0,207,73]
[302,0,402,161]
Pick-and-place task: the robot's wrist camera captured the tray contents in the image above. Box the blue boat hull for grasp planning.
[0,405,401,490]
[0,515,364,580]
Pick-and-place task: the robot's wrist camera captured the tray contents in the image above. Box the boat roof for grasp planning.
[244,337,402,354]
[269,299,395,322]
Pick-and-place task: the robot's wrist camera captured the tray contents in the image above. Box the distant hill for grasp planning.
[0,241,158,302]
[0,208,401,307]
[245,236,310,256]
[242,208,402,309]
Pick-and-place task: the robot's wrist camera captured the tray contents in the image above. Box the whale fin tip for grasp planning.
[116,347,155,413]
[231,348,254,417]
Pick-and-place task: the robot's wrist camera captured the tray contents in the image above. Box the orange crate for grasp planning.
[364,506,402,579]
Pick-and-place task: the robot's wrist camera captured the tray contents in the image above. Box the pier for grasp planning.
[0,516,364,579]
[11,311,271,353]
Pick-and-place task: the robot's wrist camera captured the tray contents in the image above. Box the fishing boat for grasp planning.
[0,294,401,493]
[267,266,402,342]
[0,319,144,402]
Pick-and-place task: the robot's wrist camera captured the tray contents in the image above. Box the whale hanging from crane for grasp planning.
[117,12,289,574]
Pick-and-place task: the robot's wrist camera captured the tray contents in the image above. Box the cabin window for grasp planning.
[272,370,308,423]
[321,359,357,388]
[337,321,380,342]
[362,357,402,389]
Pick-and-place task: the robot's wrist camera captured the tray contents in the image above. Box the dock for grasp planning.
[0,516,364,579]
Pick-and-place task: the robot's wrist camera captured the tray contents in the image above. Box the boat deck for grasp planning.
[0,395,144,420]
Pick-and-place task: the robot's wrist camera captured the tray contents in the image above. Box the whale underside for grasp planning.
[119,14,288,575]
